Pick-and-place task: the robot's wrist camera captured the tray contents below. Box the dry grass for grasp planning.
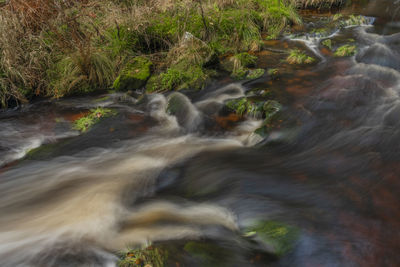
[0,0,315,107]
[296,0,346,9]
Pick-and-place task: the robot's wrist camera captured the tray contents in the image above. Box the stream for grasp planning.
[1,1,400,266]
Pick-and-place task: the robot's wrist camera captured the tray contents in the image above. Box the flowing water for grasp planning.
[1,1,400,266]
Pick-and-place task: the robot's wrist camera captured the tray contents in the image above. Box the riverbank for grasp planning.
[0,0,349,108]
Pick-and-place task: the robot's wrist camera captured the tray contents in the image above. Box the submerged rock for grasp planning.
[244,220,300,257]
[166,92,202,131]
[356,43,400,70]
[113,57,153,91]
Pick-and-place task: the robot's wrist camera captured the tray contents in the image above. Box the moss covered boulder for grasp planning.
[113,56,152,91]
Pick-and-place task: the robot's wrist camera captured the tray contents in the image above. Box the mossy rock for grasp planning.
[118,246,168,267]
[334,45,357,57]
[254,100,282,137]
[25,142,61,160]
[226,97,267,118]
[310,27,329,38]
[231,67,249,80]
[321,39,332,50]
[340,15,370,28]
[146,63,208,93]
[73,107,117,132]
[225,98,281,122]
[113,56,152,91]
[244,220,300,257]
[268,68,280,80]
[287,49,315,65]
[246,68,265,80]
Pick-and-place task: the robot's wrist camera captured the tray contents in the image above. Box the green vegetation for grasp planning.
[118,246,168,267]
[246,68,265,80]
[113,56,152,91]
[286,49,315,64]
[244,220,300,256]
[334,44,357,57]
[340,15,370,27]
[321,39,332,50]
[0,0,303,107]
[226,98,281,121]
[222,52,264,80]
[226,98,264,117]
[268,68,280,80]
[73,107,117,132]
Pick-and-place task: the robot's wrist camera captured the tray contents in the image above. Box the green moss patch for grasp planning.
[244,220,300,256]
[73,107,117,132]
[268,68,280,80]
[340,15,370,28]
[334,44,356,57]
[147,64,209,93]
[226,97,280,119]
[118,246,168,267]
[287,49,315,64]
[246,68,265,80]
[321,39,332,50]
[113,57,152,91]
[222,52,262,80]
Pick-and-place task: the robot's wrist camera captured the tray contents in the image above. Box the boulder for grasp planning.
[113,56,152,91]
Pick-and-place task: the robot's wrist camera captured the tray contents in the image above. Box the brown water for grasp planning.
[1,1,400,266]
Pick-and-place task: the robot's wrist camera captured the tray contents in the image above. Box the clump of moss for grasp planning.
[268,68,280,80]
[286,49,315,64]
[321,39,332,50]
[254,100,282,136]
[146,64,209,93]
[73,107,117,132]
[244,220,300,256]
[118,246,168,267]
[222,52,260,80]
[334,44,357,57]
[113,56,152,91]
[340,15,370,28]
[332,13,343,21]
[226,97,274,118]
[311,28,328,37]
[246,68,265,80]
